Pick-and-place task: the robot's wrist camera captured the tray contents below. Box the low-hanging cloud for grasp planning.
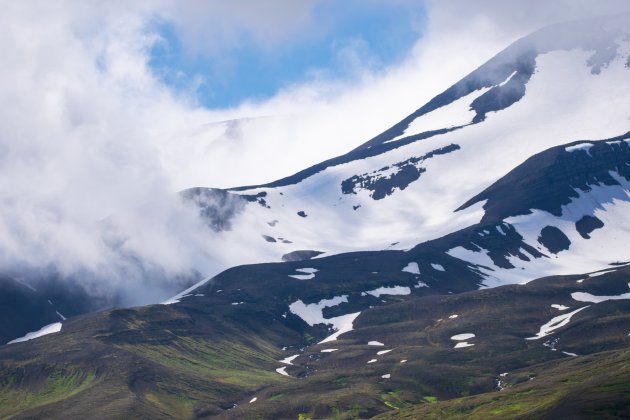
[1,0,628,308]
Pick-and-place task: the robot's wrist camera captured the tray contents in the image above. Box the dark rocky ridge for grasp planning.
[458,133,630,223]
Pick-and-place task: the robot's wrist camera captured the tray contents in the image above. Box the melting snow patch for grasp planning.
[279,354,299,365]
[289,296,348,326]
[321,348,338,353]
[231,302,244,305]
[319,312,361,344]
[377,349,392,356]
[576,279,584,283]
[402,262,420,275]
[161,274,213,304]
[289,268,318,280]
[381,374,391,379]
[563,351,578,357]
[249,397,257,403]
[551,304,570,311]
[449,314,458,319]
[588,271,609,278]
[415,281,429,288]
[451,333,475,341]
[8,322,62,344]
[454,342,475,348]
[275,366,289,376]
[364,286,411,298]
[368,341,385,346]
[571,291,630,303]
[525,306,590,340]
[565,142,594,156]
[289,296,361,344]
[431,263,445,272]
[367,359,378,364]
[400,359,407,363]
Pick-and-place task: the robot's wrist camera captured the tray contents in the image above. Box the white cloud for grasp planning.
[1,0,628,306]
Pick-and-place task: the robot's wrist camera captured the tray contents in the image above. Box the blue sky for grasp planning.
[148,1,426,109]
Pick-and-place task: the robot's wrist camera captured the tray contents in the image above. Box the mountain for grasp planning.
[2,14,630,419]
[177,12,630,292]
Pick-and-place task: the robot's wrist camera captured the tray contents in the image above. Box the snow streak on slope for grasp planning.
[7,322,62,344]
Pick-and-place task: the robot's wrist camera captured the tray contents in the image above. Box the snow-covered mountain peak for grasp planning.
[167,15,630,297]
[360,13,630,152]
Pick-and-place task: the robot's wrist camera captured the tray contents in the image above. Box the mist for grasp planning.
[1,0,628,307]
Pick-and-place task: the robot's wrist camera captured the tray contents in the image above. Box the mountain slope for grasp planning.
[2,14,630,419]
[1,264,629,418]
[180,13,630,290]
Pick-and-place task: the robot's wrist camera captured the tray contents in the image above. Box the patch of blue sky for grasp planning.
[148,1,426,109]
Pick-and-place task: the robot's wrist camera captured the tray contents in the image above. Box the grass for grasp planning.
[376,349,630,419]
[0,369,99,418]
[120,336,287,388]
[144,390,197,418]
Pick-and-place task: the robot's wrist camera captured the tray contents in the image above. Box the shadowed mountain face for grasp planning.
[2,14,630,419]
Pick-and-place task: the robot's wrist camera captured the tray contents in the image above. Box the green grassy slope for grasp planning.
[0,267,629,418]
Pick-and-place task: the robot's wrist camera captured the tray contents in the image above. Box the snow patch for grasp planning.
[289,296,348,326]
[451,333,475,341]
[449,314,458,319]
[363,286,411,298]
[431,263,445,272]
[162,274,214,305]
[289,296,360,344]
[319,312,361,344]
[381,374,391,379]
[279,354,299,365]
[571,291,630,303]
[368,341,385,346]
[565,142,594,156]
[402,262,420,275]
[275,366,289,376]
[367,359,377,364]
[526,306,590,340]
[454,342,475,348]
[589,271,611,278]
[551,304,570,311]
[289,267,319,280]
[8,322,62,344]
[321,348,338,353]
[377,349,392,355]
